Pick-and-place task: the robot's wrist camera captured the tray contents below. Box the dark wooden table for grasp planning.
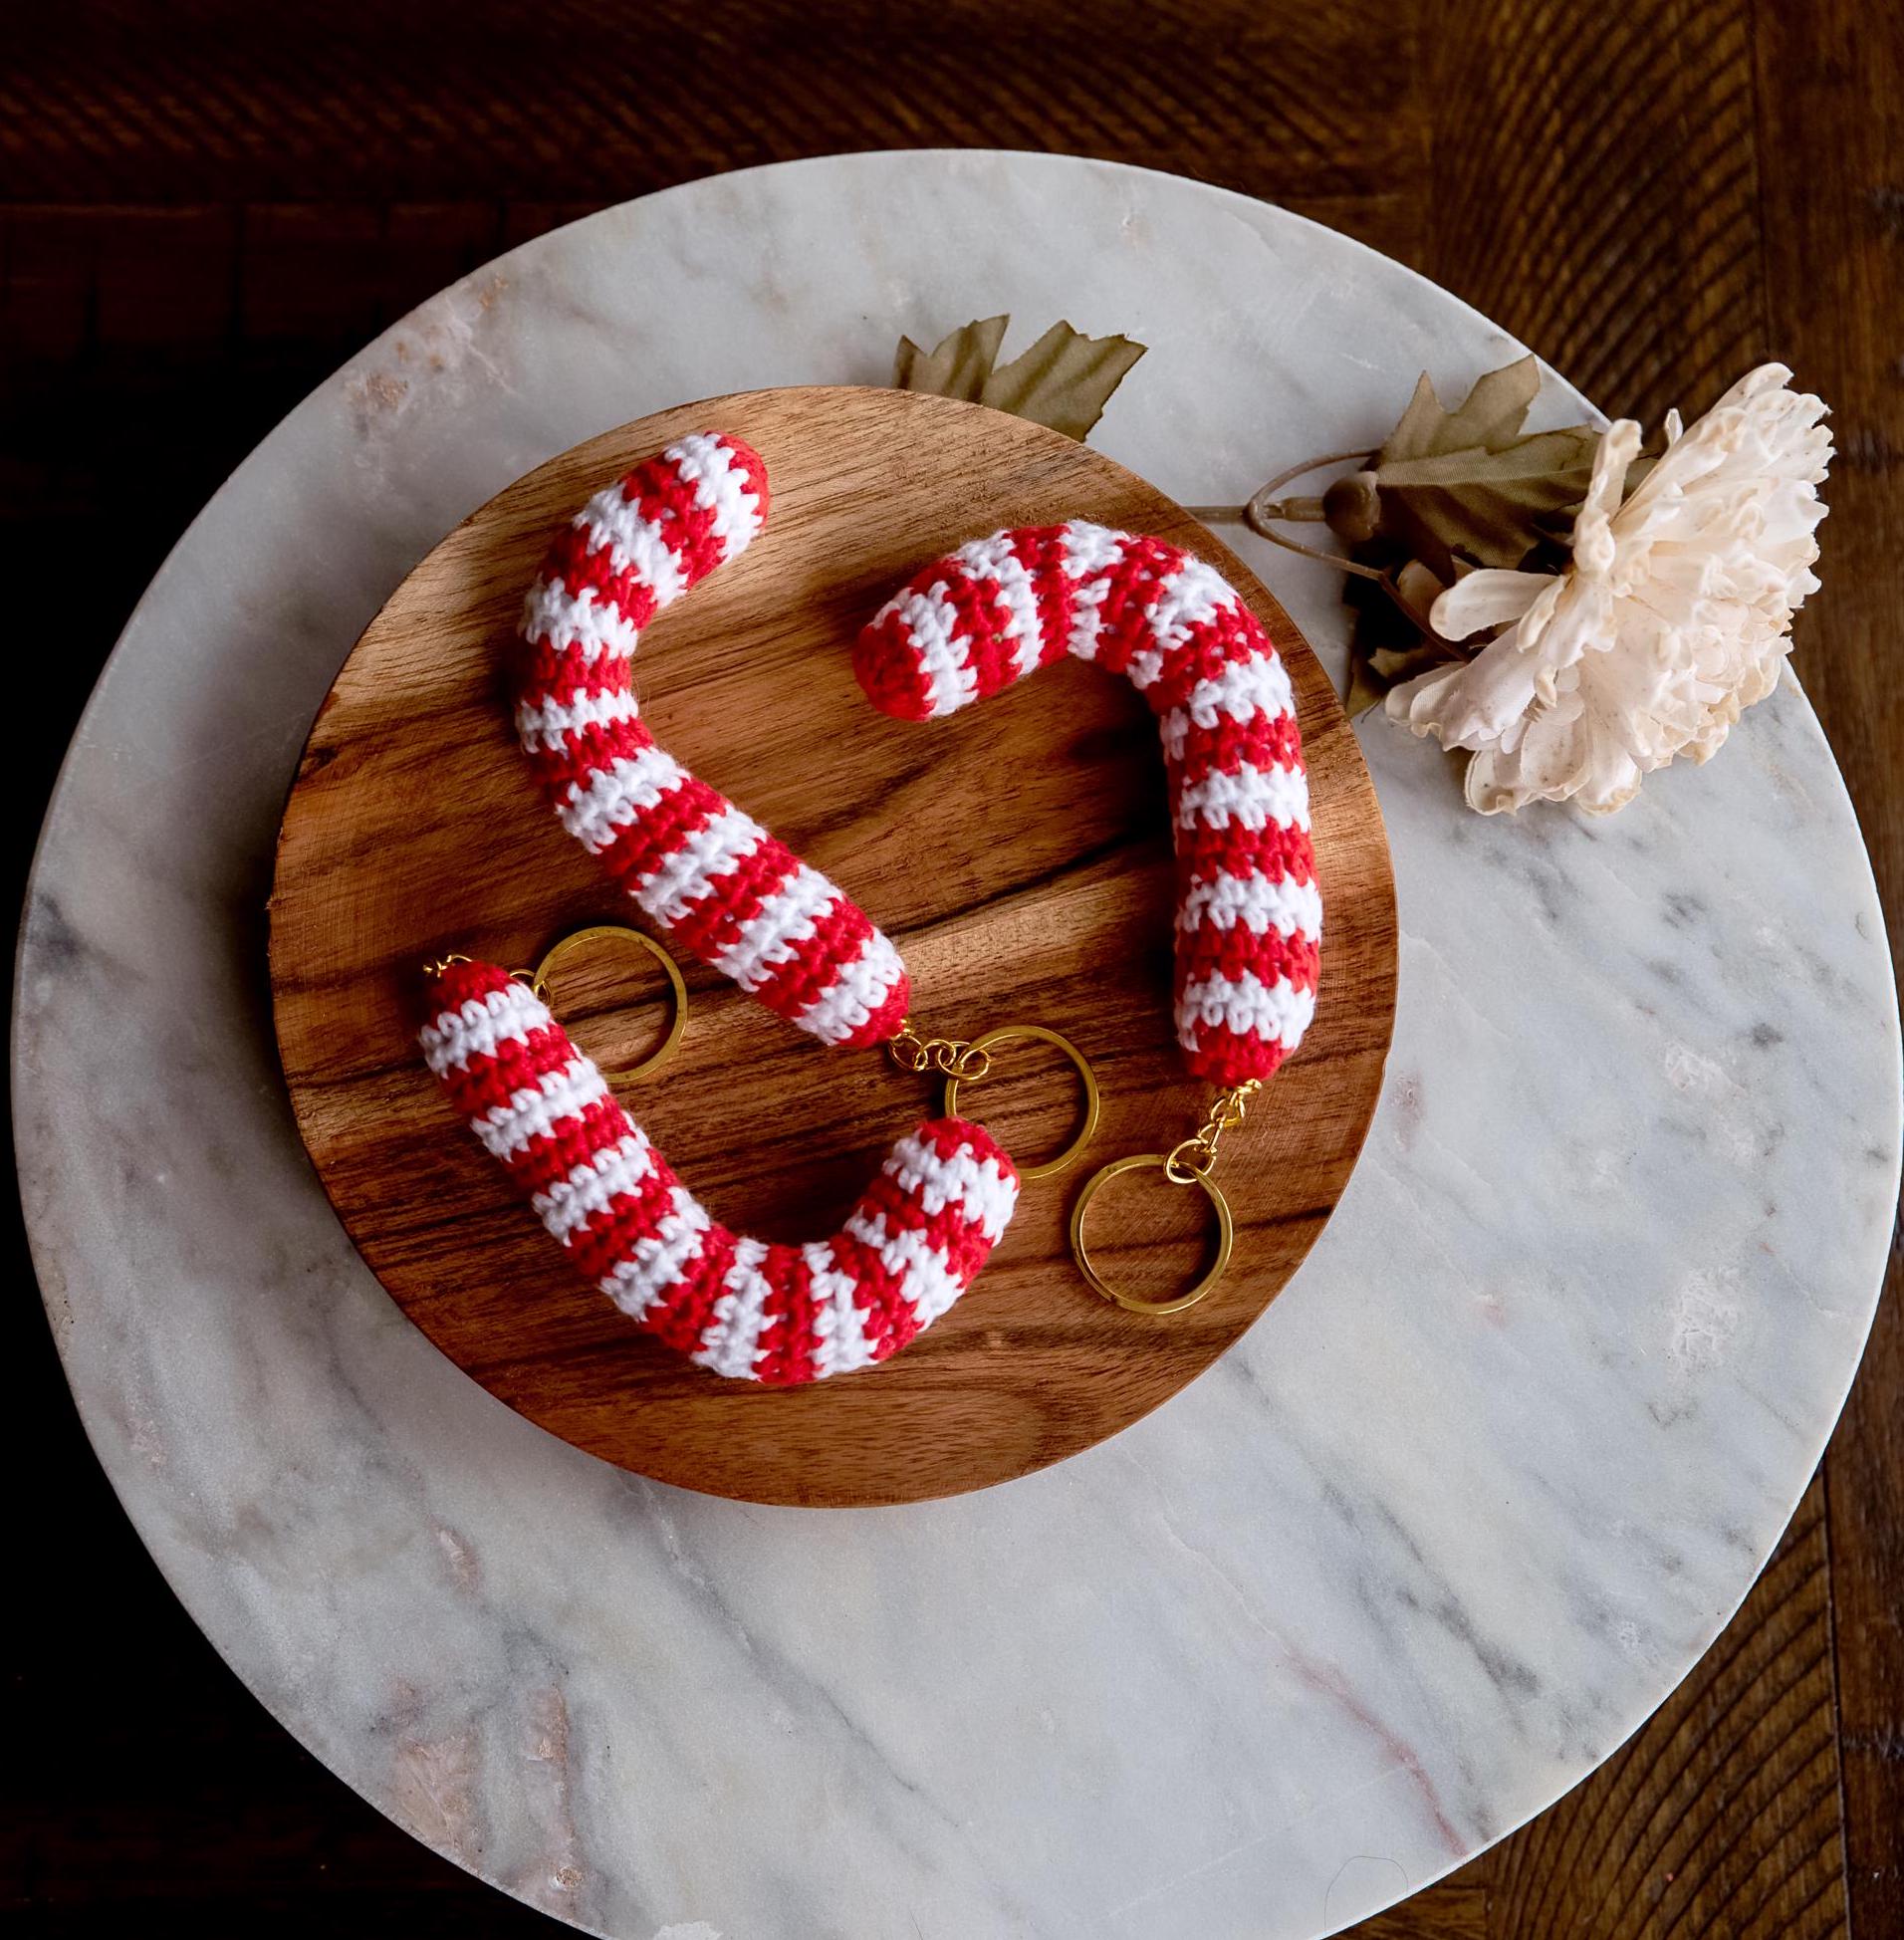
[4,3,1898,1933]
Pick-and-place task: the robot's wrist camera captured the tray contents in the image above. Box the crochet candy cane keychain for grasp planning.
[420,955,1016,1384]
[854,520,1322,1314]
[514,432,913,1049]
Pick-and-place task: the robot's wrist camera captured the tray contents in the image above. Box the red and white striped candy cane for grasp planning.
[854,525,1320,1089]
[516,433,910,1051]
[421,958,1018,1384]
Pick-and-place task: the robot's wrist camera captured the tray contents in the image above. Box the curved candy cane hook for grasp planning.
[421,960,1018,1384]
[516,433,909,1050]
[854,525,1321,1089]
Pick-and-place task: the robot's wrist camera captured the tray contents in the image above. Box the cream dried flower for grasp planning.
[1384,364,1831,814]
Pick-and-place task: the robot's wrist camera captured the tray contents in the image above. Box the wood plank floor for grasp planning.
[3,3,1898,1932]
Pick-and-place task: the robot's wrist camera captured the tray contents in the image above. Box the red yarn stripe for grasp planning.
[1143,605,1275,713]
[851,607,937,719]
[664,831,800,963]
[638,1226,735,1358]
[933,561,1027,701]
[752,892,872,1019]
[1010,526,1078,673]
[1171,710,1307,791]
[1188,1024,1291,1090]
[595,771,724,891]
[828,1229,921,1365]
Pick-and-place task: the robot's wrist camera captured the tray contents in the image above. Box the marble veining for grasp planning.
[16,153,1900,1939]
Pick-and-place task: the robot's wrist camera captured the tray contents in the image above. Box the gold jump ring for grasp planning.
[1069,1152,1234,1315]
[529,924,688,1086]
[940,1023,1101,1181]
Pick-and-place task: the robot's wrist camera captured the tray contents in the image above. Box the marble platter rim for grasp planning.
[17,150,1902,1940]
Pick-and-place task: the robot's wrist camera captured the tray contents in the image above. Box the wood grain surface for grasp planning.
[5,0,1900,1931]
[268,385,1394,1506]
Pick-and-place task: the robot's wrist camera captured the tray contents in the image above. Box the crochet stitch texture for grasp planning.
[855,524,1321,1088]
[516,432,910,1050]
[421,959,1019,1384]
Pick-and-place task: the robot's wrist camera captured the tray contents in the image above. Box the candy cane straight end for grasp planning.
[418,957,1018,1385]
[852,608,940,722]
[842,970,913,1049]
[517,433,913,1054]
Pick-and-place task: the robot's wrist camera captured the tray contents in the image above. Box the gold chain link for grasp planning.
[886,1020,994,1082]
[1163,1081,1263,1185]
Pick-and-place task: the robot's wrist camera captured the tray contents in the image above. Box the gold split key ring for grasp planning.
[424,924,689,1088]
[1069,1081,1262,1316]
[527,924,688,1085]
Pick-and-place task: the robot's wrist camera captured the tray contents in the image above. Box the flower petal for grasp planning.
[1430,569,1550,640]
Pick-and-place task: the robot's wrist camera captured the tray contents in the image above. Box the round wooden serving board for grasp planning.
[270,386,1397,1507]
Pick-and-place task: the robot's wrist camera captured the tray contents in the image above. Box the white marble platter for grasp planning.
[16,152,1900,1939]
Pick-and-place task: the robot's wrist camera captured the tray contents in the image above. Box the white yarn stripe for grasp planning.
[956,532,1046,680]
[598,1191,713,1321]
[1165,655,1298,752]
[842,1211,965,1328]
[1178,869,1324,941]
[806,1241,880,1378]
[1063,523,1124,661]
[1178,969,1318,1054]
[892,584,979,718]
[1147,557,1239,651]
[1061,520,1124,577]
[420,979,550,1078]
[694,1236,775,1379]
[559,743,688,853]
[472,1056,610,1163]
[711,862,838,992]
[532,1133,656,1245]
[796,929,906,1045]
[515,686,641,755]
[520,579,642,663]
[633,802,769,925]
[888,1133,1018,1244]
[576,487,687,610]
[1176,761,1311,834]
[666,432,765,555]
[1124,641,1167,688]
[1128,559,1240,688]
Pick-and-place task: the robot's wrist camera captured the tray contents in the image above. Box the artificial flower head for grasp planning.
[1386,364,1831,813]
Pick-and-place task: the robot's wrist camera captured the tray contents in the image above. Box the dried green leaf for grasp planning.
[892,314,1010,400]
[1380,355,1543,465]
[1367,355,1600,573]
[1369,638,1464,684]
[977,321,1147,440]
[1342,633,1468,714]
[1376,425,1602,573]
[1343,653,1390,718]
